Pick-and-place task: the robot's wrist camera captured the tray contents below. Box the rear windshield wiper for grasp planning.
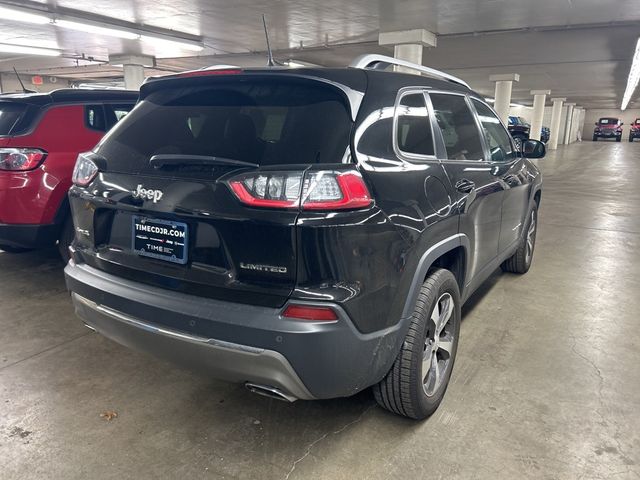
[149,154,259,169]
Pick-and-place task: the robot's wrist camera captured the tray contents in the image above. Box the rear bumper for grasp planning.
[64,261,406,400]
[0,222,60,249]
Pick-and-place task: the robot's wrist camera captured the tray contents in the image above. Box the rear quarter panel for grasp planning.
[1,104,103,224]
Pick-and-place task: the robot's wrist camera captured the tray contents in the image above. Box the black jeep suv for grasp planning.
[64,55,544,419]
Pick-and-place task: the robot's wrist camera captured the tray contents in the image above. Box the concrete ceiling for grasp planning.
[1,0,640,108]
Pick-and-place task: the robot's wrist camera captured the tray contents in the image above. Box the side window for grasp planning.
[85,105,106,132]
[105,103,134,129]
[430,94,484,161]
[472,99,517,163]
[395,92,434,157]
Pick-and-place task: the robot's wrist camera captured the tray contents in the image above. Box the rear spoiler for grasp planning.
[140,69,365,122]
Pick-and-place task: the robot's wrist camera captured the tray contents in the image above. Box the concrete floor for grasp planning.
[1,141,639,479]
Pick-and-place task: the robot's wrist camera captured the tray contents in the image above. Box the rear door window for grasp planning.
[430,93,484,161]
[96,79,353,176]
[0,103,28,135]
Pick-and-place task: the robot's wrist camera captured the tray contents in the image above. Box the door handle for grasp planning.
[455,178,476,193]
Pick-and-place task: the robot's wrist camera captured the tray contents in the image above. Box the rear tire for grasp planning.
[592,136,598,141]
[373,268,461,420]
[502,203,538,274]
[57,216,74,263]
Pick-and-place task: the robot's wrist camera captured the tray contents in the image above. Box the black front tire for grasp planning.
[57,216,74,263]
[630,137,635,142]
[593,135,598,141]
[373,268,461,420]
[502,203,538,274]
[616,136,622,142]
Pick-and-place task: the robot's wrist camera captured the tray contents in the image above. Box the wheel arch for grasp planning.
[400,234,470,321]
[533,189,542,207]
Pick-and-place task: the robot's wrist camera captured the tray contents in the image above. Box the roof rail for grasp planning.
[349,54,470,89]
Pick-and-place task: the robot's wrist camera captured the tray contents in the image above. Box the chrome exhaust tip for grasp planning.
[245,383,297,403]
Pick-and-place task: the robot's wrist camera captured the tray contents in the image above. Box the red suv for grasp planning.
[592,117,623,142]
[0,89,137,259]
[629,119,640,142]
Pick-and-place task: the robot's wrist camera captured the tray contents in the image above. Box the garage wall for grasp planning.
[582,108,640,139]
[0,73,66,93]
[509,105,534,124]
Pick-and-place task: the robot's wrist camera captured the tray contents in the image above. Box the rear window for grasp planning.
[0,103,28,136]
[96,79,353,176]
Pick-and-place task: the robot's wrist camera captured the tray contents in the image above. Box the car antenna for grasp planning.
[12,67,36,94]
[262,14,276,67]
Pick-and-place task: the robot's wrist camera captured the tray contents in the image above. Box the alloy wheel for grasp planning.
[525,209,536,264]
[422,292,455,397]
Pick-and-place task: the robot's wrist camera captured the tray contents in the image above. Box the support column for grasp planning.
[379,29,437,73]
[109,54,156,90]
[490,74,520,125]
[563,103,576,145]
[123,65,145,90]
[549,97,566,150]
[529,90,550,141]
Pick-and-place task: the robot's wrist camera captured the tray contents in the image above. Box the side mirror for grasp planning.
[522,139,545,159]
[620,122,624,126]
[595,122,599,126]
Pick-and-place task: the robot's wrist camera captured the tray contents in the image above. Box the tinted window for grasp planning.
[598,118,618,125]
[472,99,517,163]
[358,116,394,158]
[395,92,434,156]
[85,105,106,131]
[105,103,134,129]
[96,80,352,176]
[0,103,27,135]
[430,94,484,161]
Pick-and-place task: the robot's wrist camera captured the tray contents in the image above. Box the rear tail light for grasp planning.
[0,148,47,171]
[228,170,372,211]
[72,152,99,186]
[282,304,339,321]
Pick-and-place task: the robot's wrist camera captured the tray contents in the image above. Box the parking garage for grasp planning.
[1,1,639,479]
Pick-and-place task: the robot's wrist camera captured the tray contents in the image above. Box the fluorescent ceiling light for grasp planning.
[54,19,139,39]
[286,61,306,68]
[0,42,61,56]
[140,35,203,52]
[621,38,640,110]
[0,6,50,24]
[485,98,495,103]
[0,4,204,52]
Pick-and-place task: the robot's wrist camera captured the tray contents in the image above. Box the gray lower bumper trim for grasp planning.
[71,293,314,401]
